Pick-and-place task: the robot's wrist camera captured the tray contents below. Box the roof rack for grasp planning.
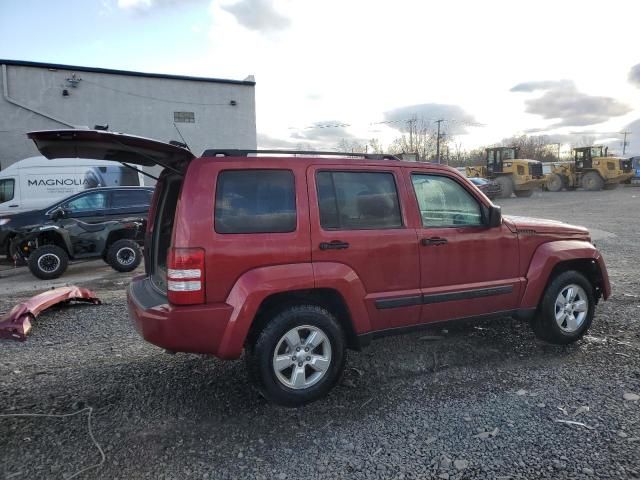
[201,149,401,161]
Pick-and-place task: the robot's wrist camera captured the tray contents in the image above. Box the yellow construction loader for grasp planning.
[465,147,545,198]
[545,146,634,192]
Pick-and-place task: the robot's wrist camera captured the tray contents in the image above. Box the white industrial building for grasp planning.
[0,59,257,173]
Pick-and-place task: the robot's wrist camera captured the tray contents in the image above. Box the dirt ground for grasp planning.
[1,187,639,479]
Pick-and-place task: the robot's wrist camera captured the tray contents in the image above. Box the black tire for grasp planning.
[28,245,69,280]
[546,173,564,192]
[106,239,142,272]
[245,304,346,407]
[514,189,534,198]
[495,176,514,198]
[582,171,604,191]
[531,270,595,345]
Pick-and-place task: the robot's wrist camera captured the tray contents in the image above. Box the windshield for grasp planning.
[0,179,15,203]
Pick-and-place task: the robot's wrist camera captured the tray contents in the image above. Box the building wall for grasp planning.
[0,63,257,174]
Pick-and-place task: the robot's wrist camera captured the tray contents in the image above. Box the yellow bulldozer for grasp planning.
[545,146,634,192]
[465,147,545,198]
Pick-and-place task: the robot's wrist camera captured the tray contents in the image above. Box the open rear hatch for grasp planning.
[28,129,195,294]
[27,129,195,173]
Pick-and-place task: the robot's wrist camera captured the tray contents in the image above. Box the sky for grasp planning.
[1,0,640,155]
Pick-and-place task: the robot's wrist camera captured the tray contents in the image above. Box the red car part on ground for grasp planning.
[0,286,100,341]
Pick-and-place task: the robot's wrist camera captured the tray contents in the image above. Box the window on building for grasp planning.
[411,174,482,227]
[0,179,15,203]
[316,171,402,230]
[174,111,195,123]
[64,192,108,212]
[215,170,296,233]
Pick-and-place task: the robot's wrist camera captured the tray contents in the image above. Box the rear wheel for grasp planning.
[546,173,564,192]
[582,171,604,191]
[531,270,595,344]
[514,189,534,198]
[28,245,69,280]
[106,239,142,272]
[495,176,514,198]
[245,304,346,407]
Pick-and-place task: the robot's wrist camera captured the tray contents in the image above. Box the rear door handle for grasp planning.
[319,240,350,250]
[421,237,448,246]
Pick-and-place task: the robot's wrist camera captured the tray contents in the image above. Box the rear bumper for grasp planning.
[127,275,234,356]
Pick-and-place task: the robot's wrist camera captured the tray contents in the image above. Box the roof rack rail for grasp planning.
[201,148,401,161]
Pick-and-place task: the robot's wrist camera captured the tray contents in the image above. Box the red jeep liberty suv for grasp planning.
[29,130,611,406]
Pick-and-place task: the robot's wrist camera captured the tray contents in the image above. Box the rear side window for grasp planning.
[215,170,296,234]
[111,189,152,208]
[0,179,14,203]
[316,171,402,230]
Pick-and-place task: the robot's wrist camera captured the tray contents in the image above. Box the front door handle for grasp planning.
[421,237,448,246]
[319,240,350,250]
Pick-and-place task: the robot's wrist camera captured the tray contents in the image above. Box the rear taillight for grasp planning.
[167,248,205,305]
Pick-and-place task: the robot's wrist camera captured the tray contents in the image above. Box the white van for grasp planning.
[0,156,145,214]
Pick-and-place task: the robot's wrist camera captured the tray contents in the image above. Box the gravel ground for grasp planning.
[1,187,639,480]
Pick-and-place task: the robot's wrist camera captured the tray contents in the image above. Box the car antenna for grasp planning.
[173,122,192,152]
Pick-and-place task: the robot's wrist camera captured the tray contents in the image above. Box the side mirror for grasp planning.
[50,207,67,220]
[487,205,502,228]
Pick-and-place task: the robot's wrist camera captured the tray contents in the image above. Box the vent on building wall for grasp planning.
[174,111,195,123]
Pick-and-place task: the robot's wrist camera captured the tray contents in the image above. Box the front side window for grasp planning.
[64,192,108,212]
[411,174,482,227]
[0,179,15,203]
[215,170,296,234]
[316,171,402,230]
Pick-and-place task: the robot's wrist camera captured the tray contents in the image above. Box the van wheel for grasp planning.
[245,305,346,407]
[582,171,604,191]
[28,245,69,280]
[495,176,514,198]
[531,270,595,345]
[106,239,142,272]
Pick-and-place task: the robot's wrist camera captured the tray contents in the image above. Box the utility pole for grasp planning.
[407,116,416,152]
[435,119,444,164]
[621,131,631,155]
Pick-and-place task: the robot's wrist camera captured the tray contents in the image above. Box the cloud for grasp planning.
[510,80,572,92]
[383,103,478,134]
[629,64,640,88]
[221,0,290,32]
[117,0,205,11]
[623,118,640,155]
[511,80,631,127]
[257,133,298,149]
[288,121,359,143]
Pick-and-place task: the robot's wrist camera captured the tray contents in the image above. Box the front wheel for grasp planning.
[531,270,595,344]
[106,239,142,272]
[546,173,564,192]
[245,305,346,407]
[28,245,69,280]
[582,171,604,191]
[495,176,514,198]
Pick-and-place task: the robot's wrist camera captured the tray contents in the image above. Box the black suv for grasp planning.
[0,187,154,258]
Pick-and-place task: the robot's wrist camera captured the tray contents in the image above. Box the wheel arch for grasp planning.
[521,240,611,309]
[246,288,360,352]
[37,229,72,255]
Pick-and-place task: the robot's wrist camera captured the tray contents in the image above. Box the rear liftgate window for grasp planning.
[215,170,296,234]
